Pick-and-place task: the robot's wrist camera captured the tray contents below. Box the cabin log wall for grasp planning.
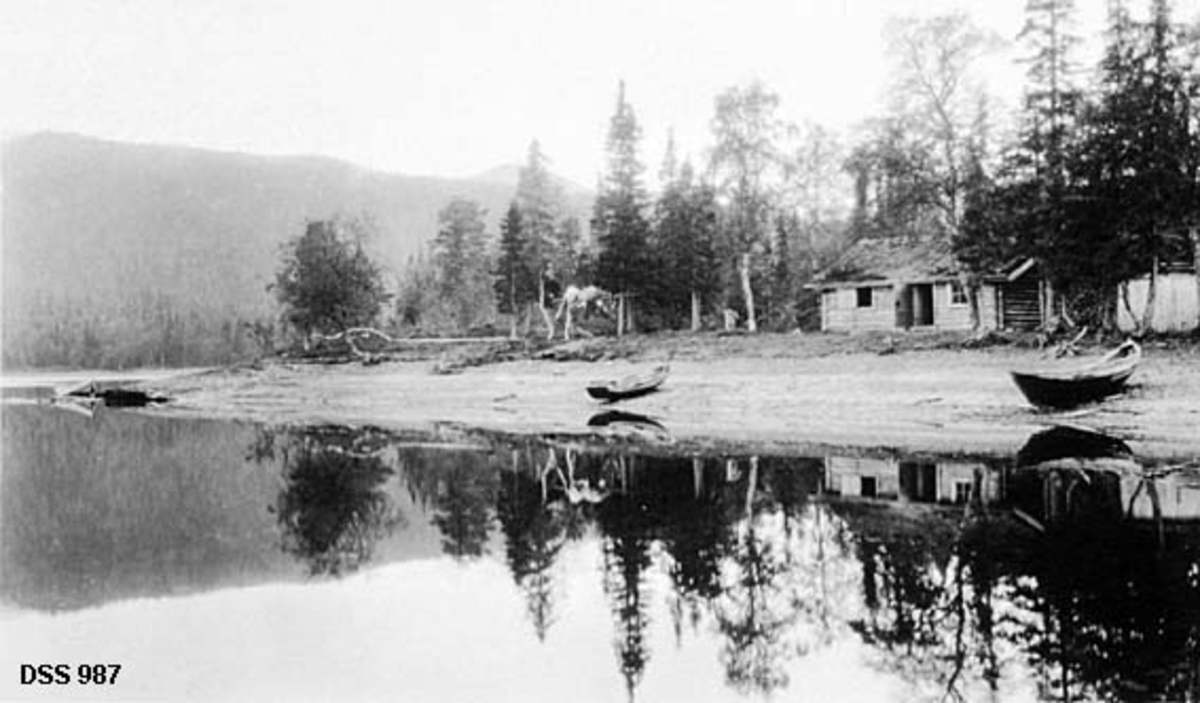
[1001,277,1043,330]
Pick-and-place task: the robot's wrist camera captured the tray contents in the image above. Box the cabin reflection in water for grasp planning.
[820,429,1200,529]
[822,456,997,505]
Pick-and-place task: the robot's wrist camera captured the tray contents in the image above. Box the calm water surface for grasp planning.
[2,401,1199,702]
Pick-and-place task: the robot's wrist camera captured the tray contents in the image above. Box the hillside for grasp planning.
[1,133,592,368]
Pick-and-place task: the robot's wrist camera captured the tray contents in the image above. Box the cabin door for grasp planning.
[899,461,937,502]
[895,285,913,328]
[912,284,934,326]
[895,284,934,327]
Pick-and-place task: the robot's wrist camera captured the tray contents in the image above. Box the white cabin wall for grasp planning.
[821,282,1000,332]
[821,286,896,331]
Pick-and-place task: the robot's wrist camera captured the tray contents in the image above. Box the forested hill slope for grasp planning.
[1,133,590,368]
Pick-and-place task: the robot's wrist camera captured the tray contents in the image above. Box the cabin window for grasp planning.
[860,476,877,498]
[950,281,968,306]
[953,480,973,504]
[856,287,873,308]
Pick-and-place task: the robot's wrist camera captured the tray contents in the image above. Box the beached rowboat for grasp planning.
[1010,340,1141,409]
[586,365,669,402]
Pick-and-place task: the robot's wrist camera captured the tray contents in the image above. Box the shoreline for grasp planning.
[128,338,1200,462]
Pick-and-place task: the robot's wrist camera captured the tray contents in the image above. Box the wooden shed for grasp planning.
[1117,270,1199,333]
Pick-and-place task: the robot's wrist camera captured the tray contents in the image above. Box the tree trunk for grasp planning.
[616,294,625,338]
[1041,278,1053,329]
[538,277,555,340]
[1141,255,1158,334]
[691,290,702,332]
[963,274,981,330]
[508,282,518,339]
[1193,227,1200,331]
[1119,284,1137,334]
[740,253,757,333]
[744,456,759,520]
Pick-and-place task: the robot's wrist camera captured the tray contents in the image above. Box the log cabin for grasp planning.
[809,237,1049,333]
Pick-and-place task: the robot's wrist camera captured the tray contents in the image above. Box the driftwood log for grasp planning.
[310,327,400,364]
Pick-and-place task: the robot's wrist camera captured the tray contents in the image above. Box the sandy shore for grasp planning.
[142,338,1200,461]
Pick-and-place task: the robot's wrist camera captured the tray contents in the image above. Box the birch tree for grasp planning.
[710,82,786,333]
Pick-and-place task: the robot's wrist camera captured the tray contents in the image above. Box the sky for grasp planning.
[2,0,1197,188]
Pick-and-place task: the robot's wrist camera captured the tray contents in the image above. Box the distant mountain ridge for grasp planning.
[468,163,594,199]
[1,132,592,367]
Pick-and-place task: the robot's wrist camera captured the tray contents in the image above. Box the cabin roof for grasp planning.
[810,236,1037,290]
[812,236,962,289]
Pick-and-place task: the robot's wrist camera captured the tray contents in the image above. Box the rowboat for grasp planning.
[586,364,669,402]
[1010,340,1141,409]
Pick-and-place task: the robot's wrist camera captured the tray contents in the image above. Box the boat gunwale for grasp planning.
[1011,341,1142,383]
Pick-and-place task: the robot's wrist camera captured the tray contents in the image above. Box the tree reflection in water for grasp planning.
[1002,467,1200,703]
[583,444,1200,703]
[711,457,796,696]
[395,444,501,560]
[710,456,861,697]
[245,421,1200,701]
[496,445,572,641]
[598,453,657,700]
[843,493,995,701]
[661,457,734,643]
[256,426,402,576]
[430,454,498,559]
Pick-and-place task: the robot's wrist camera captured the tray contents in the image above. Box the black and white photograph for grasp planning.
[3,0,1200,701]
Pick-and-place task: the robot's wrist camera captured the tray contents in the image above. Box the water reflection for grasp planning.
[261,426,403,576]
[3,404,1200,701]
[497,448,571,642]
[0,405,285,611]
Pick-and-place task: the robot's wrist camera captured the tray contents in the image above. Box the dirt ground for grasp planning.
[140,331,1200,462]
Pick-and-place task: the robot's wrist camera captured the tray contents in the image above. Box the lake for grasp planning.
[2,400,1199,702]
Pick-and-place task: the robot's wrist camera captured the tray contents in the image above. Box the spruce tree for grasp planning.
[515,140,569,336]
[494,201,534,337]
[1018,0,1083,186]
[593,81,652,332]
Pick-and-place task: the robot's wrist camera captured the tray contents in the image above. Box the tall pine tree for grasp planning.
[515,140,569,337]
[593,81,652,333]
[1018,0,1083,187]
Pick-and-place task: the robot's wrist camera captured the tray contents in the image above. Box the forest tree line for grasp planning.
[379,0,1199,340]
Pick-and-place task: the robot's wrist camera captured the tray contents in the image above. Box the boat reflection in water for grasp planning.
[2,403,1200,702]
